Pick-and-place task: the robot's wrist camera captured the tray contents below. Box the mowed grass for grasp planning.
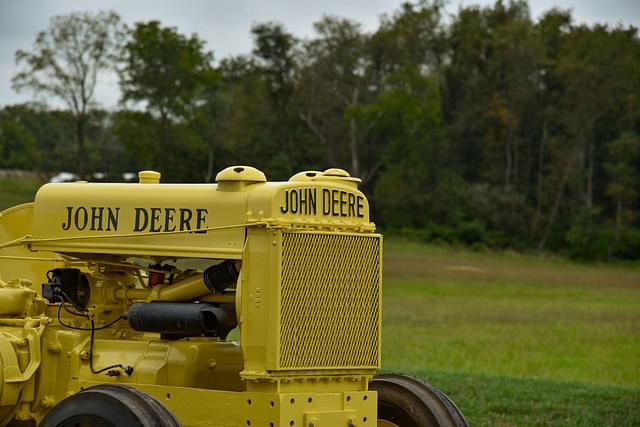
[381,240,640,426]
[0,176,44,210]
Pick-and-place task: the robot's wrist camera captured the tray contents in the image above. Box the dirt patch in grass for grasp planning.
[384,249,640,290]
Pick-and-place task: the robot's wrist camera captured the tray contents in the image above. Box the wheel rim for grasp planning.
[55,414,118,427]
[378,420,401,427]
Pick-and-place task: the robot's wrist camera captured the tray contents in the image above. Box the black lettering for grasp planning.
[62,206,73,230]
[280,190,289,213]
[331,190,339,216]
[134,208,148,232]
[348,193,356,217]
[164,208,176,232]
[339,191,347,217]
[90,207,104,231]
[299,189,307,214]
[290,189,298,214]
[323,189,331,215]
[309,188,317,215]
[106,207,119,231]
[357,196,364,218]
[74,207,88,230]
[195,208,208,234]
[149,208,162,232]
[179,208,193,231]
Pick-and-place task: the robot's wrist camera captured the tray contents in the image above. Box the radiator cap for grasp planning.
[322,168,351,177]
[216,166,266,191]
[317,168,361,189]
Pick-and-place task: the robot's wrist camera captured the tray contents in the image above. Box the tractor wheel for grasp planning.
[39,384,181,427]
[371,374,469,427]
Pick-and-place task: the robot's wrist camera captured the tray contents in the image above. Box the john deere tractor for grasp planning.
[0,166,467,426]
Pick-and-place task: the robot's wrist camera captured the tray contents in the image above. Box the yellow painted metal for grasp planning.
[0,166,383,426]
[0,203,65,286]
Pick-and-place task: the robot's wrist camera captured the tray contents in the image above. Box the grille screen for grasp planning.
[279,232,381,369]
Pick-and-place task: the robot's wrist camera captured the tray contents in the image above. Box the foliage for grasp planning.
[120,21,214,120]
[0,116,40,169]
[0,177,45,210]
[7,1,640,259]
[565,208,611,260]
[12,11,123,176]
[118,21,219,181]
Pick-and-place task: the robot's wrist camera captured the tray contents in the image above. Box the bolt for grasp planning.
[41,396,55,408]
[47,343,61,353]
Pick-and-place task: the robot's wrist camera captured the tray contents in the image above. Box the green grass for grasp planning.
[0,176,44,210]
[382,239,640,425]
[395,369,640,427]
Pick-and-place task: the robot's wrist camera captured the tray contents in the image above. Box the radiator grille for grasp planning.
[279,232,381,369]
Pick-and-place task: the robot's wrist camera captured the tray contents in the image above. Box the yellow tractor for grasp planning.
[0,166,468,426]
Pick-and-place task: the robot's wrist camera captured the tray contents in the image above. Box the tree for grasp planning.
[251,23,298,156]
[370,0,445,75]
[12,11,123,176]
[605,132,640,250]
[0,115,40,170]
[371,69,447,227]
[119,21,216,179]
[298,16,379,183]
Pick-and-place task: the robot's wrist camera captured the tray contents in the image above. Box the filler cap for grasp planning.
[322,168,351,177]
[315,168,361,189]
[216,166,266,191]
[289,171,322,182]
[138,170,161,184]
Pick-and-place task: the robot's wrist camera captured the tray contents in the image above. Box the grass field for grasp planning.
[0,176,44,210]
[382,239,640,426]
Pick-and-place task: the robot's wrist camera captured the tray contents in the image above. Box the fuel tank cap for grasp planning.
[138,170,161,184]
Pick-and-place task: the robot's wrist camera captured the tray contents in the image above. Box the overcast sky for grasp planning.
[1,0,638,109]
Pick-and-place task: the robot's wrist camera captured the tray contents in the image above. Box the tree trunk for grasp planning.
[349,114,360,177]
[536,122,548,216]
[607,198,623,259]
[299,111,337,166]
[505,137,512,189]
[156,110,168,171]
[513,136,519,189]
[586,138,594,210]
[348,88,361,177]
[206,146,214,182]
[76,116,87,178]
[538,148,578,251]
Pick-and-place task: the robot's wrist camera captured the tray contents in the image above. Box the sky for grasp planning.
[0,0,639,109]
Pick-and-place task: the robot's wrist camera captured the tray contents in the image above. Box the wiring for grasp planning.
[55,294,132,376]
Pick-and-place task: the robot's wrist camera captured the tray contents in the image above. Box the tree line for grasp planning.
[2,1,639,260]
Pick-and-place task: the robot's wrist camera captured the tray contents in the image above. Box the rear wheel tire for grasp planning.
[371,374,468,427]
[40,384,181,427]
